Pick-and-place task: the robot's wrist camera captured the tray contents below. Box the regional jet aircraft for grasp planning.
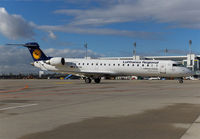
[11,42,193,83]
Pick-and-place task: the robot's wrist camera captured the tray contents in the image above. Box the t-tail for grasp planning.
[24,42,50,61]
[7,42,50,61]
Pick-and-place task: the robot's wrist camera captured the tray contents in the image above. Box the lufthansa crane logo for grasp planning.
[33,49,41,60]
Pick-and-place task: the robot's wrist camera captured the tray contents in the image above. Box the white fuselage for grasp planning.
[33,58,193,78]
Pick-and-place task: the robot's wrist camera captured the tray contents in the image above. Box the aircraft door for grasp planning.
[160,63,166,74]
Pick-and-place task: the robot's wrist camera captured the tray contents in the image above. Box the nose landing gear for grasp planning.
[178,78,183,84]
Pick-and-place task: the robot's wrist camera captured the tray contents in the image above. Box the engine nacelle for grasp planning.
[48,57,65,66]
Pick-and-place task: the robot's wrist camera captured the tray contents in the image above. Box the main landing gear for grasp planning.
[94,78,101,83]
[178,78,183,84]
[85,78,92,83]
[84,77,101,84]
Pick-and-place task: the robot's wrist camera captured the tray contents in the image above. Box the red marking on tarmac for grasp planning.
[0,85,29,93]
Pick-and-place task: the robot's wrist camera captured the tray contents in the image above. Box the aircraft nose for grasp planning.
[185,68,194,76]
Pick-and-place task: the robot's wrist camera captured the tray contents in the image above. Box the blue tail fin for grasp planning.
[24,42,50,61]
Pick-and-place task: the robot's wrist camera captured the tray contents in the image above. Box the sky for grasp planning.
[0,0,200,74]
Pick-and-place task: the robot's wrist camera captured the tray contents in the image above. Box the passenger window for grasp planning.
[104,64,106,66]
[137,64,139,67]
[87,63,89,65]
[96,63,98,66]
[123,64,125,66]
[82,63,84,65]
[100,63,102,66]
[132,64,134,66]
[113,64,115,66]
[127,64,129,66]
[118,64,120,66]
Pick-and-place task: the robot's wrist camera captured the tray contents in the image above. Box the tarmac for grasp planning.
[0,79,200,139]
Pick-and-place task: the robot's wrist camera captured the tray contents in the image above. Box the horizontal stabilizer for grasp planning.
[7,42,50,61]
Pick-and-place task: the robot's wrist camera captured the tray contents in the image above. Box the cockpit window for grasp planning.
[173,64,184,67]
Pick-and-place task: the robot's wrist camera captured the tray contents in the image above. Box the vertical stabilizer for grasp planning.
[24,42,50,61]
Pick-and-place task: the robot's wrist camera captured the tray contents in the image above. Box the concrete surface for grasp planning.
[0,79,200,139]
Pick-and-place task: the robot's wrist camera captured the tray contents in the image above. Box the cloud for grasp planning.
[4,0,200,41]
[48,31,56,39]
[0,7,35,40]
[0,45,38,74]
[0,45,102,74]
[9,0,122,5]
[38,25,161,40]
[0,7,160,40]
[54,0,200,28]
[44,48,102,58]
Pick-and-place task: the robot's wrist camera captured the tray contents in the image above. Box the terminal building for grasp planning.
[99,53,200,75]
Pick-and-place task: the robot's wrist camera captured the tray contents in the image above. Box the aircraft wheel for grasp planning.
[94,78,101,83]
[85,78,92,83]
[178,78,183,84]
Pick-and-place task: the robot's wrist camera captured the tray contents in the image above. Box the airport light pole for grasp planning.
[189,40,192,66]
[133,42,136,60]
[189,40,192,54]
[84,42,88,59]
[164,48,168,56]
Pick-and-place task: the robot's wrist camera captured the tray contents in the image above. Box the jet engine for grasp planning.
[47,57,65,66]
